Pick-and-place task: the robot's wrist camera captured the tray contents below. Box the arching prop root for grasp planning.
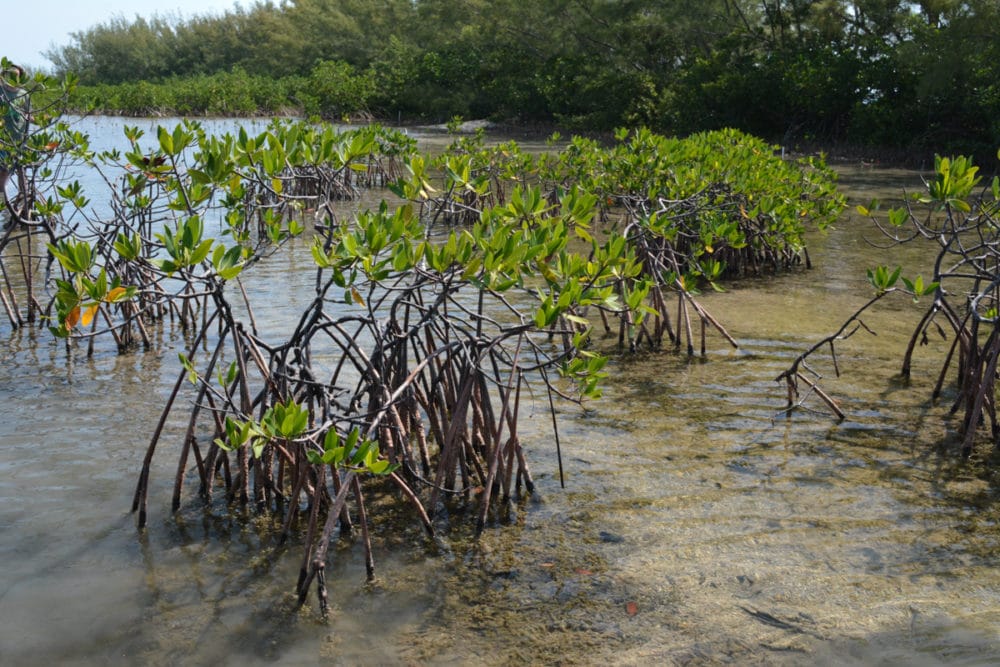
[778,156,1000,457]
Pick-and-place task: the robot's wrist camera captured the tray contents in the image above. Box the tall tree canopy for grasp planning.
[42,0,1000,156]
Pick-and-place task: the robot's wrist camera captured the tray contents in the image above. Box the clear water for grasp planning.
[1,121,999,665]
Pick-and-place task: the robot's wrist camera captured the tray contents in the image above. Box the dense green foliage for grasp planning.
[39,0,1000,158]
[67,62,377,119]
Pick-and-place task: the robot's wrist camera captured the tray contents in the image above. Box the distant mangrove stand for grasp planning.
[41,0,1000,165]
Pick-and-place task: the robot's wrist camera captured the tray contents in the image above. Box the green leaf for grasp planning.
[324,428,341,451]
[350,438,371,466]
[157,126,173,154]
[252,439,266,459]
[346,427,360,451]
[368,460,392,474]
[190,238,214,266]
[291,409,309,437]
[887,265,901,288]
[322,446,346,465]
[178,353,198,384]
[218,264,243,280]
[311,242,331,268]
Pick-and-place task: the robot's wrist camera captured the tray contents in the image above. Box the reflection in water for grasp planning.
[1,123,999,665]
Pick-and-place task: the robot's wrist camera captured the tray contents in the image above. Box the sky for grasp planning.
[4,0,245,70]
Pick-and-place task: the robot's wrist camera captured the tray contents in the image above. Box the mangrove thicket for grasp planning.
[0,66,854,612]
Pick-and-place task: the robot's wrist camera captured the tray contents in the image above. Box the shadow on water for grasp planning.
[1,122,1000,664]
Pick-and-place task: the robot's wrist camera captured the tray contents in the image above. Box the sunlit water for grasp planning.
[1,120,999,665]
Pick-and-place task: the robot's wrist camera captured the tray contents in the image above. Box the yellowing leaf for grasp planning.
[65,306,81,329]
[105,286,128,302]
[350,286,365,307]
[81,304,99,327]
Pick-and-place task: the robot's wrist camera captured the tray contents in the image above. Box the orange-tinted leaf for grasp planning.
[65,306,81,329]
[574,567,592,576]
[625,601,638,616]
[105,286,128,302]
[45,142,60,151]
[351,286,365,307]
[81,304,99,327]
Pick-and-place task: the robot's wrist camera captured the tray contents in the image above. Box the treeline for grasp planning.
[45,0,1000,157]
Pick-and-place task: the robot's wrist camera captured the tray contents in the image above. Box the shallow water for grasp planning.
[2,122,999,665]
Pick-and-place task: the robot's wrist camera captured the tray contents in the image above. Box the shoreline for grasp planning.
[62,108,998,171]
